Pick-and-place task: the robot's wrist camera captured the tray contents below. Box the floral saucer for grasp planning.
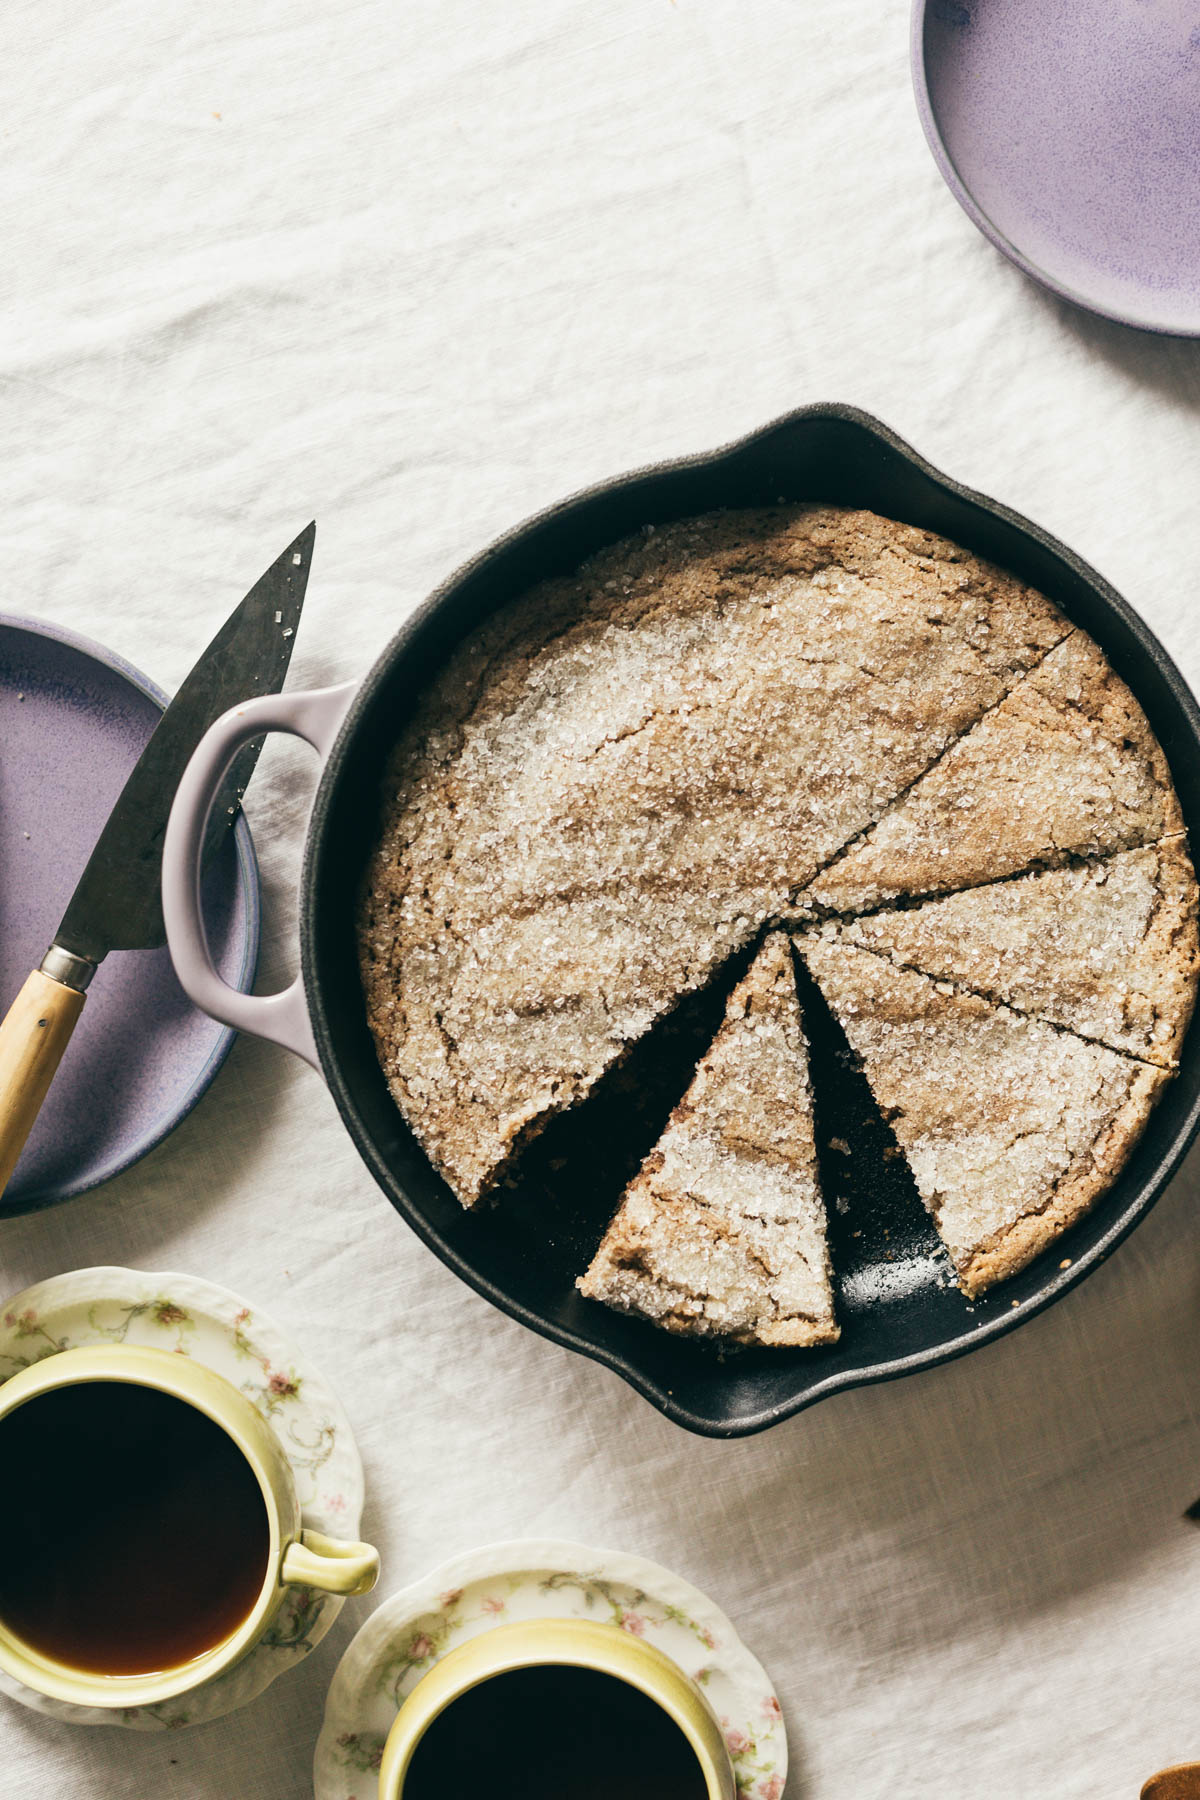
[0,1265,365,1730]
[314,1538,787,1800]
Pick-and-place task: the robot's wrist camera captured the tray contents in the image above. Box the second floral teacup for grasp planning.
[376,1615,736,1798]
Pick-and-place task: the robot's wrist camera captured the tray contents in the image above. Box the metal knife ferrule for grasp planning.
[38,946,98,993]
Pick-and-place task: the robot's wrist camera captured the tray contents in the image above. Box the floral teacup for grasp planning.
[376,1615,736,1798]
[0,1343,379,1709]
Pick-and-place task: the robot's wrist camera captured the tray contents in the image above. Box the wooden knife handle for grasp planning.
[0,971,87,1197]
[1143,1765,1200,1798]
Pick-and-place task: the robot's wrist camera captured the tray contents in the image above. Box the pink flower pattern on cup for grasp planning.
[0,1272,363,1735]
[350,1568,786,1800]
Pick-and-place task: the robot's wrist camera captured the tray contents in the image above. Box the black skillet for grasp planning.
[162,404,1200,1437]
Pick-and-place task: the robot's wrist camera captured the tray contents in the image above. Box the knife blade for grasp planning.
[0,523,315,1195]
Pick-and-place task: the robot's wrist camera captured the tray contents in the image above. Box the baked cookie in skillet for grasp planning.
[795,933,1169,1298]
[359,506,1068,1207]
[829,839,1199,1068]
[802,630,1183,916]
[578,933,836,1348]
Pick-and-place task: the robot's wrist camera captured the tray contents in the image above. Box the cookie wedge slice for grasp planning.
[803,631,1183,915]
[796,932,1168,1297]
[578,933,837,1346]
[833,840,1199,1067]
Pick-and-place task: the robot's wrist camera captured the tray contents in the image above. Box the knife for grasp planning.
[0,523,315,1198]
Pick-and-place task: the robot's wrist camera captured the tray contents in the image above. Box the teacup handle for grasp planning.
[280,1527,380,1597]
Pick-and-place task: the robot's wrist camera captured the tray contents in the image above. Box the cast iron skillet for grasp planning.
[162,404,1200,1438]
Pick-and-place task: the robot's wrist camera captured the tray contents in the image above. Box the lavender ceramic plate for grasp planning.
[0,617,259,1214]
[914,0,1200,335]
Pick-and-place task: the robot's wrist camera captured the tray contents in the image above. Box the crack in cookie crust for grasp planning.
[359,504,1071,1205]
[811,838,1199,1068]
[794,935,1170,1298]
[798,631,1183,916]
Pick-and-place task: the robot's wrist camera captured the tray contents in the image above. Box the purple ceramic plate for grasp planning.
[914,0,1200,336]
[0,616,259,1215]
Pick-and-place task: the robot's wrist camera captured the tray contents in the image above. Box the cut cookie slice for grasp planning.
[362,504,1070,1204]
[796,934,1168,1297]
[832,840,1199,1067]
[578,933,837,1346]
[802,630,1183,915]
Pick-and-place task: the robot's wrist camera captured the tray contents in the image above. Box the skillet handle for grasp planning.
[162,683,357,1069]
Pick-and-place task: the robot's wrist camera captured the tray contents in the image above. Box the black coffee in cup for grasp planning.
[0,1381,269,1675]
[400,1662,709,1799]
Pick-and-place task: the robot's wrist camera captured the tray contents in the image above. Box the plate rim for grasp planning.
[0,611,261,1213]
[910,0,1200,339]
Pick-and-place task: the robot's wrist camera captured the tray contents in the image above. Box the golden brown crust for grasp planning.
[803,631,1183,915]
[958,1061,1165,1295]
[359,501,1193,1316]
[831,838,1200,1067]
[580,1207,841,1347]
[796,933,1170,1296]
[360,504,1069,1204]
[579,935,838,1346]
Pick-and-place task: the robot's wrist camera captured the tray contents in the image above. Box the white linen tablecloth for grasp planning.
[4,3,1200,1795]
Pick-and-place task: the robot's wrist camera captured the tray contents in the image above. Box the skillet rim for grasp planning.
[299,402,1200,1436]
